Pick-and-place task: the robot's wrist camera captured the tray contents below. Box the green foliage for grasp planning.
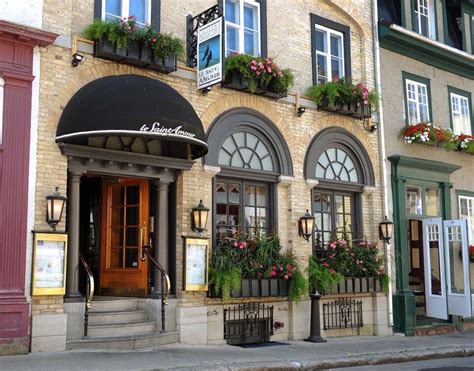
[306,79,379,111]
[306,255,342,294]
[380,273,390,293]
[209,235,307,301]
[224,54,294,95]
[208,246,241,301]
[288,269,308,302]
[82,19,184,59]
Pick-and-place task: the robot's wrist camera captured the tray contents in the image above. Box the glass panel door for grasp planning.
[422,218,448,320]
[444,220,472,318]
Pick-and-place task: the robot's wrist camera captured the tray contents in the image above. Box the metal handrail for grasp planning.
[142,248,170,332]
[79,253,94,337]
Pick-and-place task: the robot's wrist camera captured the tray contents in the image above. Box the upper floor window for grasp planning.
[224,0,261,56]
[459,194,474,244]
[310,14,351,86]
[403,72,432,125]
[314,25,344,84]
[449,87,472,135]
[102,0,151,26]
[413,0,436,40]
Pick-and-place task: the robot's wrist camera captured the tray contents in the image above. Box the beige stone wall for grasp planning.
[33,0,385,341]
[380,48,474,217]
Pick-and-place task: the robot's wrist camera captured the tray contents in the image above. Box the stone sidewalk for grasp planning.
[0,332,473,370]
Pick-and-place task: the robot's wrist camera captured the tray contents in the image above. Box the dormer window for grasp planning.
[413,0,436,40]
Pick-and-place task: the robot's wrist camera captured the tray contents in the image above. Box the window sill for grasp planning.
[221,70,287,100]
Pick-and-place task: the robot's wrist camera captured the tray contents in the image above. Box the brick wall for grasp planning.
[35,0,382,312]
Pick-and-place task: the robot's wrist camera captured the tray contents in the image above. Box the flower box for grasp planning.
[211,278,290,299]
[94,36,124,61]
[148,55,178,74]
[317,98,370,119]
[222,71,287,100]
[327,277,381,295]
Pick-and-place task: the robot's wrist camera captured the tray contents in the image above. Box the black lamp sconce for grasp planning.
[191,200,210,233]
[46,187,67,231]
[297,106,306,117]
[363,117,378,133]
[379,216,394,244]
[201,86,212,96]
[299,209,315,241]
[71,53,84,67]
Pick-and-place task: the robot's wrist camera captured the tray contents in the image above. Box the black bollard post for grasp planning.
[305,292,327,343]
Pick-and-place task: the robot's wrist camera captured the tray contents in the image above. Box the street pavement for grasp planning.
[333,356,474,370]
[0,332,473,370]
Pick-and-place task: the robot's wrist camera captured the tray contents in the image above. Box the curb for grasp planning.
[176,346,474,370]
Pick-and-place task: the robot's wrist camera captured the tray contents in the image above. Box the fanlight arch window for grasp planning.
[218,131,274,172]
[315,147,359,183]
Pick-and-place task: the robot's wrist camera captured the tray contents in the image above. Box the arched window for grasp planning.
[305,128,375,249]
[206,109,293,243]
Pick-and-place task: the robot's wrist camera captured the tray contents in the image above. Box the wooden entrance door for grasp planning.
[100,178,149,297]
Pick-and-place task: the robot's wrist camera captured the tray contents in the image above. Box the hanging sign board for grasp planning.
[197,17,223,90]
[32,232,68,296]
[183,237,209,291]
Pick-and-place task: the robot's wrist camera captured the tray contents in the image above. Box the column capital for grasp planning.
[69,172,82,182]
[152,179,171,190]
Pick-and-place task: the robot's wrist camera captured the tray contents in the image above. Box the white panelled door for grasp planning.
[443,220,472,318]
[422,218,448,320]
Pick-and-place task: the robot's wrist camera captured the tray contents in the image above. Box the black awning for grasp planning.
[56,74,208,159]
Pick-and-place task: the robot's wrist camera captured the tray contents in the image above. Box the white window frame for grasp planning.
[450,92,472,135]
[414,0,436,40]
[405,79,430,124]
[314,24,345,84]
[458,195,474,244]
[224,0,261,56]
[101,0,151,27]
[0,77,4,146]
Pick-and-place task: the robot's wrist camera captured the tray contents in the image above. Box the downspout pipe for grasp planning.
[372,0,394,329]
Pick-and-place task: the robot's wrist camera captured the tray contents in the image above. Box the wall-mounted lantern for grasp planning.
[299,209,315,241]
[46,187,67,231]
[71,52,84,67]
[191,200,209,233]
[379,216,394,244]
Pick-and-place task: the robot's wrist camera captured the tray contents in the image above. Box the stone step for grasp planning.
[67,331,179,351]
[88,321,157,337]
[415,324,457,336]
[89,299,145,313]
[88,309,147,325]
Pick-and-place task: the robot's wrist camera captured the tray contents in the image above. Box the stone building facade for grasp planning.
[378,0,474,336]
[3,0,393,353]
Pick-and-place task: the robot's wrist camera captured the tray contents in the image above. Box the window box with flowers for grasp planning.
[222,54,295,100]
[208,235,307,301]
[82,17,184,74]
[306,79,379,120]
[401,123,474,155]
[308,238,389,295]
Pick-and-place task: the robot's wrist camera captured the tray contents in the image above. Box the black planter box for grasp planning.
[222,70,286,100]
[327,277,382,295]
[351,101,371,119]
[209,278,291,299]
[317,98,371,119]
[148,55,178,74]
[95,37,124,61]
[125,41,141,66]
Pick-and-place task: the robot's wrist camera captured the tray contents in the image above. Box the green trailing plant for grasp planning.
[306,79,379,112]
[224,54,294,95]
[82,18,184,59]
[288,269,308,302]
[208,246,241,301]
[306,255,343,294]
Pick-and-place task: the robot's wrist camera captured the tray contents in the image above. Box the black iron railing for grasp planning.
[79,253,94,337]
[224,302,273,345]
[323,297,363,330]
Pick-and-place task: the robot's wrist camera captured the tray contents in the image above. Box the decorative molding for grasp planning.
[203,165,221,176]
[305,179,319,189]
[388,155,461,174]
[363,186,377,194]
[0,20,57,47]
[278,175,295,186]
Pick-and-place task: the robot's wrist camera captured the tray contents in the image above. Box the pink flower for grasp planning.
[330,243,336,249]
[359,241,367,246]
[265,57,271,64]
[128,15,135,20]
[256,71,260,76]
[251,65,257,70]
[270,270,277,278]
[341,239,347,246]
[267,66,272,73]
[251,60,257,65]
[233,242,238,247]
[277,71,283,78]
[322,262,330,268]
[127,26,131,30]
[151,37,157,43]
[330,268,336,274]
[284,274,289,280]
[258,62,264,69]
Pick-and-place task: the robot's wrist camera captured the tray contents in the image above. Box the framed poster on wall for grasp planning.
[32,232,68,296]
[183,237,209,291]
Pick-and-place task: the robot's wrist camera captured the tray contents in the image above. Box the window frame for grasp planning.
[402,71,433,126]
[310,13,352,86]
[405,180,442,218]
[448,85,473,135]
[314,24,345,85]
[213,176,276,246]
[311,186,362,251]
[411,0,438,40]
[221,0,267,57]
[457,190,474,244]
[94,0,160,31]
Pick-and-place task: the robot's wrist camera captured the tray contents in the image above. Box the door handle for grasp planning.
[140,227,147,261]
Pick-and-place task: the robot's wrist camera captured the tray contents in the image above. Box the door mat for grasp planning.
[233,341,290,348]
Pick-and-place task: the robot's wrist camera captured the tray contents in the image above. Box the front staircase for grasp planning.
[67,298,178,350]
